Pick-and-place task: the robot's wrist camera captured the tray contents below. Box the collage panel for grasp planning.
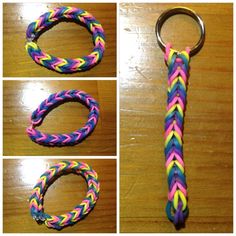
[3,2,116,77]
[3,80,116,156]
[3,158,117,233]
[120,3,233,233]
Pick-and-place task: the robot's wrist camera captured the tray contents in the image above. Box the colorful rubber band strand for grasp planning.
[29,160,100,230]
[164,43,190,226]
[25,6,105,73]
[26,89,99,146]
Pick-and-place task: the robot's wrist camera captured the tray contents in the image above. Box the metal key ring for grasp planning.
[155,7,205,56]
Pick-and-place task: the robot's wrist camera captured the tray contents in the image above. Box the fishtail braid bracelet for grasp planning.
[29,161,100,230]
[26,89,99,146]
[156,7,205,227]
[164,43,189,226]
[25,6,105,73]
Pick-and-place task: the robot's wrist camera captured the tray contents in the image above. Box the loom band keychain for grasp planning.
[25,6,105,73]
[29,160,100,230]
[26,89,99,146]
[155,7,205,227]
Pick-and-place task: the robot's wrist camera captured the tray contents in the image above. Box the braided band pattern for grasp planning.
[164,44,190,226]
[25,6,105,73]
[29,161,100,230]
[26,89,99,146]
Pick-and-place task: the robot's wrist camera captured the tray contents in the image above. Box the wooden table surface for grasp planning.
[120,3,233,233]
[3,3,116,77]
[3,80,116,156]
[3,158,116,233]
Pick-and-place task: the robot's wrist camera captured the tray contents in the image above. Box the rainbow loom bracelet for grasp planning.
[164,43,190,225]
[25,6,105,73]
[29,161,100,230]
[26,89,99,146]
[156,7,205,227]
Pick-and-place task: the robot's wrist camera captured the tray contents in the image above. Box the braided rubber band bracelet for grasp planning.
[164,44,190,226]
[26,89,99,146]
[25,6,105,73]
[29,161,100,230]
[156,7,205,227]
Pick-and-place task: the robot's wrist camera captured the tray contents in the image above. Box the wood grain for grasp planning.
[3,80,116,156]
[3,3,116,77]
[3,158,116,233]
[120,3,233,233]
